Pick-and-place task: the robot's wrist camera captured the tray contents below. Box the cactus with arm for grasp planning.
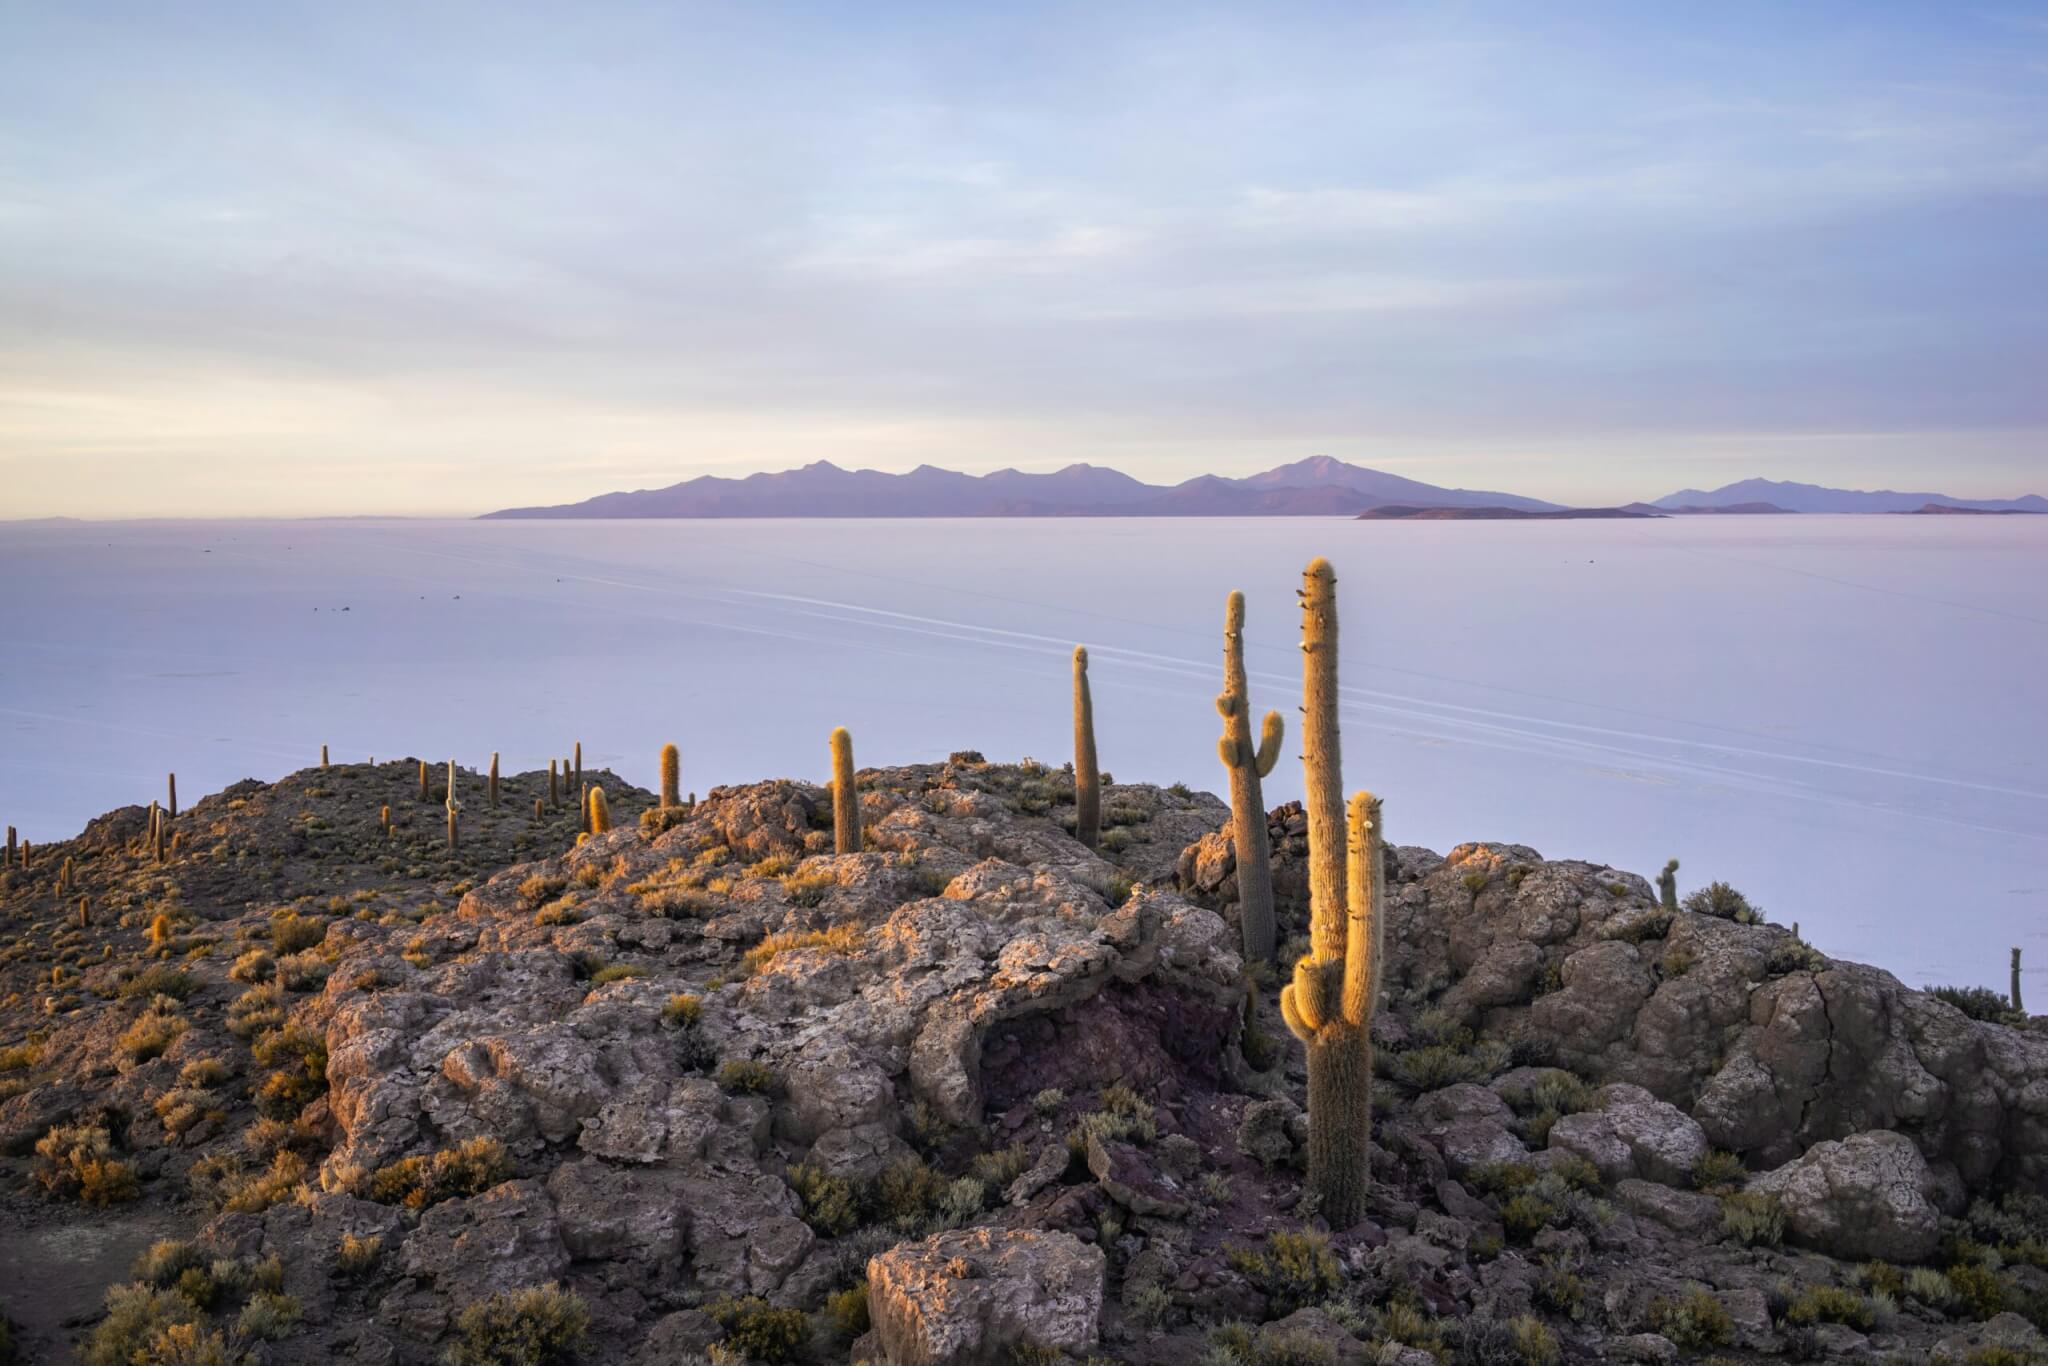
[1658,859,1680,912]
[1216,590,1285,961]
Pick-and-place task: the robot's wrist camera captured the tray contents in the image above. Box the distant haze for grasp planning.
[3,4,2047,516]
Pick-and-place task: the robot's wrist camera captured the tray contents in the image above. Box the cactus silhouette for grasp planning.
[5,825,14,868]
[321,744,329,769]
[1073,646,1101,850]
[2015,947,2026,1014]
[830,727,860,854]
[167,773,177,819]
[660,743,681,809]
[1216,590,1285,961]
[1281,790,1383,1229]
[1658,859,1680,912]
[489,753,500,808]
[445,760,461,849]
[587,785,611,835]
[549,760,559,809]
[574,741,582,790]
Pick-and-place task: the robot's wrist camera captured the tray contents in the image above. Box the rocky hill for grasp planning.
[2,757,2045,1365]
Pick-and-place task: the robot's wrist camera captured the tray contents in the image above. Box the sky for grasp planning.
[2,1,2045,517]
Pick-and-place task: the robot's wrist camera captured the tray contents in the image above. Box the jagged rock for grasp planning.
[1613,1333,1679,1363]
[1748,1129,1945,1262]
[866,1227,1106,1365]
[398,1179,569,1302]
[1236,1097,1301,1168]
[1932,1312,2048,1362]
[1549,1084,1706,1186]
[1087,1130,1191,1218]
[1004,1143,1069,1205]
[1257,1307,1374,1363]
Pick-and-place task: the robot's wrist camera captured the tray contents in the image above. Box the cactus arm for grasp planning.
[1255,711,1284,777]
[1341,792,1380,1027]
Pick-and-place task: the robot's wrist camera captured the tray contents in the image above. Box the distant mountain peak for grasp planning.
[1654,478,2047,515]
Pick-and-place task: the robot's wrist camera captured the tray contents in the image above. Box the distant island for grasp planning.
[481,458,2046,520]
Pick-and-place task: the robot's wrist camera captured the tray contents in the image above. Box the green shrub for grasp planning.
[1692,1149,1747,1193]
[1682,882,1763,924]
[1931,985,2022,1024]
[133,1239,206,1288]
[1508,1315,1561,1366]
[33,1123,139,1206]
[742,924,863,975]
[1501,1191,1559,1242]
[1720,1190,1785,1246]
[704,1295,808,1363]
[118,1007,186,1063]
[1222,1228,1341,1315]
[587,963,647,985]
[1783,1284,1875,1330]
[1649,1285,1734,1350]
[369,1137,512,1210]
[270,912,327,954]
[445,1284,590,1366]
[82,1285,201,1366]
[824,1281,870,1339]
[236,1290,301,1341]
[220,1150,308,1213]
[1947,1260,2006,1320]
[716,1058,778,1095]
[116,965,197,1000]
[251,1026,328,1119]
[787,1162,861,1236]
[660,993,702,1027]
[336,1232,383,1276]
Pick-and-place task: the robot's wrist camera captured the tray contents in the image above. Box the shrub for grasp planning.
[1649,1285,1734,1350]
[587,963,647,986]
[251,1026,328,1119]
[336,1232,383,1276]
[969,1142,1035,1189]
[226,982,286,1038]
[228,949,275,983]
[0,1041,40,1072]
[872,1157,948,1224]
[1508,1316,1561,1366]
[788,1162,861,1237]
[1720,1190,1785,1246]
[1692,1149,1748,1192]
[221,1150,309,1213]
[1535,1258,1587,1320]
[1382,1043,1505,1091]
[179,1058,230,1088]
[704,1295,808,1363]
[446,1284,591,1366]
[741,924,864,976]
[275,950,332,991]
[116,964,198,1001]
[660,993,702,1027]
[119,1007,187,1063]
[518,874,568,909]
[824,1280,870,1339]
[236,1290,301,1340]
[1501,1191,1559,1242]
[1223,1228,1341,1315]
[34,1122,139,1205]
[1931,985,2021,1024]
[1783,1284,1875,1330]
[1947,1260,2006,1320]
[134,1239,206,1288]
[1682,882,1763,924]
[716,1058,779,1095]
[1906,1266,1959,1311]
[369,1137,512,1210]
[270,912,327,954]
[82,1285,202,1366]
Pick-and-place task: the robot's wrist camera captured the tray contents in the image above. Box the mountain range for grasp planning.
[480,459,2044,519]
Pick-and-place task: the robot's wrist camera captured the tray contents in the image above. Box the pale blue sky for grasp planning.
[2,1,2044,515]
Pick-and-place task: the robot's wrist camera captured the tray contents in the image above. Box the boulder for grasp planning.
[1748,1129,1945,1262]
[1550,1085,1706,1186]
[866,1227,1106,1366]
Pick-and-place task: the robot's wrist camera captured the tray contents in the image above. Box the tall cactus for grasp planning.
[549,760,559,809]
[830,727,860,854]
[1658,859,1679,912]
[574,741,583,791]
[57,855,73,897]
[587,785,611,835]
[660,743,681,810]
[5,825,14,867]
[321,744,329,769]
[2015,947,2025,1014]
[418,761,430,803]
[1298,559,1346,934]
[168,773,178,819]
[445,760,461,849]
[380,804,391,837]
[489,753,500,808]
[1216,591,1285,961]
[78,895,89,928]
[1281,791,1382,1228]
[1073,646,1101,850]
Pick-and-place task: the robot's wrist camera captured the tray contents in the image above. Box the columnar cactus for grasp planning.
[418,761,429,803]
[1073,646,1101,850]
[2015,947,2026,1014]
[1216,590,1285,961]
[57,855,72,896]
[1280,790,1383,1229]
[549,760,559,809]
[78,895,89,928]
[1658,859,1680,912]
[587,785,611,835]
[580,783,591,834]
[830,727,860,854]
[489,753,500,808]
[321,744,329,769]
[1298,559,1346,933]
[574,742,583,790]
[660,743,681,809]
[533,798,544,821]
[168,773,177,819]
[380,804,391,837]
[5,825,14,867]
[445,760,461,849]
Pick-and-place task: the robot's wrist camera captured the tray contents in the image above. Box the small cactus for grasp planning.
[549,759,559,809]
[579,783,591,834]
[150,803,165,864]
[445,760,461,849]
[2015,947,2026,1015]
[830,727,860,854]
[489,753,500,808]
[78,895,89,928]
[533,798,544,820]
[574,741,582,790]
[167,773,177,819]
[57,855,73,897]
[660,743,681,810]
[5,825,14,867]
[1216,590,1284,962]
[587,785,611,835]
[1658,858,1679,912]
[321,744,329,769]
[380,804,391,837]
[1073,646,1100,850]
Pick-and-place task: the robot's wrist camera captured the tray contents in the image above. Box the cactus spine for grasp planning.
[1216,590,1285,961]
[830,727,860,854]
[587,785,611,835]
[1658,859,1679,912]
[1073,646,1101,850]
[445,760,460,849]
[418,761,429,803]
[1280,791,1382,1229]
[489,753,500,808]
[167,773,177,819]
[660,743,681,809]
[2015,947,2025,1014]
